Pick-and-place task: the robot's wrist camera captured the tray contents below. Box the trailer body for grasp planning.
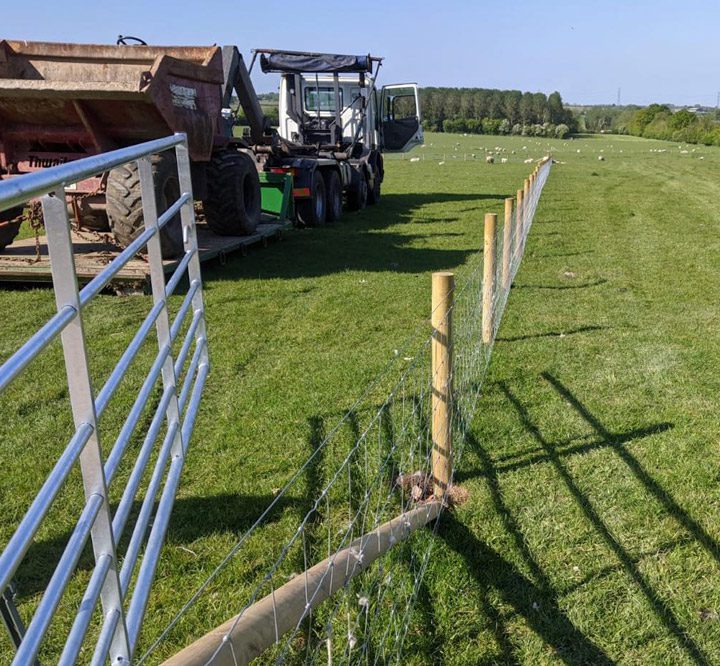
[0,40,225,174]
[0,40,263,254]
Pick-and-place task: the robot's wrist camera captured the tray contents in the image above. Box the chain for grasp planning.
[27,202,44,262]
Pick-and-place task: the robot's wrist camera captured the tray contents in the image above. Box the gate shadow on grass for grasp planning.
[443,398,613,664]
[437,512,614,665]
[202,192,509,281]
[540,372,720,568]
[496,380,709,665]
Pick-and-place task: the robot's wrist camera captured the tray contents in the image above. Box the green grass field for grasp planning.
[2,131,720,663]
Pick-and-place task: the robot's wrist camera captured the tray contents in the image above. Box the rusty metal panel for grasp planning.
[0,40,224,164]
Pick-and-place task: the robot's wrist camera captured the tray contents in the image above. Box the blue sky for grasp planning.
[4,0,718,106]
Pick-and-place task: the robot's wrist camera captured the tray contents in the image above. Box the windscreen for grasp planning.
[304,86,343,112]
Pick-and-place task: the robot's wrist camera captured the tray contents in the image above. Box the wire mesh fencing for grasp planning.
[144,158,553,666]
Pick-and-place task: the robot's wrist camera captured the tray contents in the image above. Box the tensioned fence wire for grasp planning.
[141,160,552,665]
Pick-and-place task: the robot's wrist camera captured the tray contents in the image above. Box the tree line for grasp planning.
[577,104,720,146]
[419,87,576,138]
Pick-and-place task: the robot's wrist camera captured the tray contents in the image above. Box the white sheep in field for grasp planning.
[523,158,533,164]
[501,157,508,163]
[409,157,420,162]
[598,155,605,161]
[486,155,495,164]
[438,161,445,165]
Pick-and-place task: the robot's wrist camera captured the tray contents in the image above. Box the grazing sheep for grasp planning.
[438,161,445,165]
[501,157,508,163]
[486,155,495,164]
[598,155,605,161]
[523,158,533,164]
[409,157,420,162]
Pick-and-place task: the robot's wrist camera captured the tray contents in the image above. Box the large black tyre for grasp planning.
[325,170,343,223]
[0,206,24,250]
[296,169,327,227]
[203,151,261,236]
[347,169,368,211]
[106,153,184,258]
[367,166,382,206]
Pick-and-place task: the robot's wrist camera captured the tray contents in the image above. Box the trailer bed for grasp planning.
[0,219,288,293]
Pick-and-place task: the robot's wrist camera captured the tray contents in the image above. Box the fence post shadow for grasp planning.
[499,380,710,665]
[298,414,328,657]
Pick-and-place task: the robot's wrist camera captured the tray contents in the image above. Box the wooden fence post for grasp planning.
[482,213,497,344]
[515,188,524,255]
[502,198,513,290]
[431,272,454,499]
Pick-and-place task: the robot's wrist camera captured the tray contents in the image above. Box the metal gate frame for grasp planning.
[0,133,209,664]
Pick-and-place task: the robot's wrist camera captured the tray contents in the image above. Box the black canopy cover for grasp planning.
[259,52,373,74]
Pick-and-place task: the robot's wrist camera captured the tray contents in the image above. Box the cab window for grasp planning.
[304,86,342,112]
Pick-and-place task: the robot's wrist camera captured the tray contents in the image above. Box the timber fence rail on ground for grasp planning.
[0,134,209,664]
[151,158,552,666]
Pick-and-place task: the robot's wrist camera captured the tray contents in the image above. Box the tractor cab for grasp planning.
[256,49,423,154]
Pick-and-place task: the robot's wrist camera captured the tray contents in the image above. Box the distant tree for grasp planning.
[629,103,670,135]
[548,92,564,124]
[519,92,534,124]
[504,90,522,124]
[669,109,696,131]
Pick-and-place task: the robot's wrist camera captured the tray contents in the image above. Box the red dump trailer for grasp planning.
[0,40,262,255]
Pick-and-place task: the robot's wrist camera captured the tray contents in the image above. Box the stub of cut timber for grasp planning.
[163,500,443,666]
[0,219,287,291]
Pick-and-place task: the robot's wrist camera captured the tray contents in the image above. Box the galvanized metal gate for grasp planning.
[0,134,208,664]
